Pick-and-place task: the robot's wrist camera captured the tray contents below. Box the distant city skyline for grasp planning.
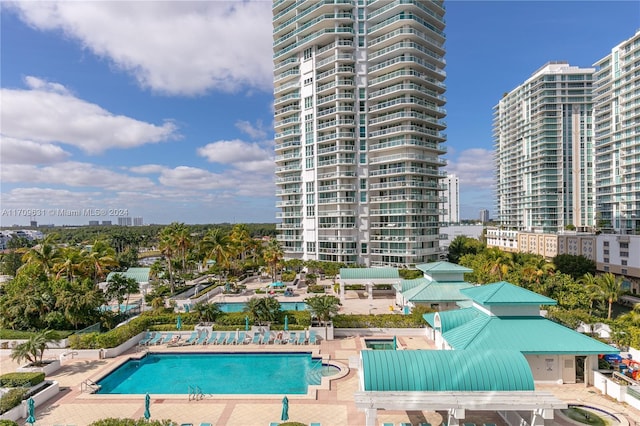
[1,1,639,226]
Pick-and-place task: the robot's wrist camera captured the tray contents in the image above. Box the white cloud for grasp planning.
[1,162,155,192]
[1,77,180,155]
[235,120,268,140]
[128,164,167,175]
[198,139,273,164]
[445,148,495,188]
[1,187,102,208]
[1,137,70,164]
[7,1,273,96]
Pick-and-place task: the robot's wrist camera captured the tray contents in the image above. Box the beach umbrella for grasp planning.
[176,315,182,330]
[26,397,35,425]
[393,335,397,350]
[144,393,151,420]
[284,315,289,331]
[245,316,250,331]
[281,396,289,421]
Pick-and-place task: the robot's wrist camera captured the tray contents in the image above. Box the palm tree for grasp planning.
[55,279,104,329]
[578,272,600,316]
[199,228,231,279]
[596,272,625,320]
[168,223,192,273]
[486,248,513,281]
[263,238,284,282]
[193,301,222,322]
[304,295,341,334]
[83,239,118,282]
[18,237,61,277]
[158,227,176,294]
[245,297,281,326]
[105,273,140,313]
[10,329,60,366]
[53,246,85,281]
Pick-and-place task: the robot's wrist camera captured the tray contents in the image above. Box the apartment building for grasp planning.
[273,0,447,267]
[493,62,595,233]
[593,30,640,234]
[440,173,459,225]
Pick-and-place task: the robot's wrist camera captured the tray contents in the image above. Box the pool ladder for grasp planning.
[188,384,204,401]
[81,379,101,393]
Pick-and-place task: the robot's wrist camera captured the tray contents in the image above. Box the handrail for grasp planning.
[81,379,101,393]
[188,384,204,401]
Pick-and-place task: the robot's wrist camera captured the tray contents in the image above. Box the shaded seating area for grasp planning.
[355,349,567,426]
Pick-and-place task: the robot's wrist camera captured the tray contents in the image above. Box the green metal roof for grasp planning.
[361,349,534,392]
[443,314,619,355]
[106,267,150,283]
[461,281,557,306]
[416,261,473,274]
[423,307,479,332]
[398,277,427,292]
[402,281,473,303]
[339,268,399,280]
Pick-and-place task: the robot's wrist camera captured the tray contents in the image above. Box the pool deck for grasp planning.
[2,287,640,425]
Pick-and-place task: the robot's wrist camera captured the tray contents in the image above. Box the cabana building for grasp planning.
[355,349,567,426]
[395,261,473,313]
[423,281,619,384]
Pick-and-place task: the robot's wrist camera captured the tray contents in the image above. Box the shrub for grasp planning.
[0,388,27,415]
[0,420,19,426]
[333,314,425,328]
[307,285,325,293]
[281,271,296,282]
[0,372,45,387]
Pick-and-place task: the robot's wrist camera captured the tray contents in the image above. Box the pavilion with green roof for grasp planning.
[423,281,619,385]
[338,267,400,301]
[355,348,566,426]
[395,261,474,313]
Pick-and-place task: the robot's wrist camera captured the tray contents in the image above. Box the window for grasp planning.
[306,158,314,169]
[304,96,313,109]
[304,77,313,85]
[306,182,314,192]
[604,266,609,272]
[621,251,629,257]
[306,194,314,205]
[303,48,312,60]
[307,242,316,252]
[604,249,609,255]
[604,241,609,246]
[622,269,628,275]
[360,179,366,190]
[622,260,627,266]
[360,153,366,164]
[361,243,367,254]
[620,242,629,249]
[604,258,609,263]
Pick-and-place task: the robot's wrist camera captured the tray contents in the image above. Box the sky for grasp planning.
[1,1,639,227]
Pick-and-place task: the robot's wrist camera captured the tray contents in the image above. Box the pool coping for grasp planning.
[81,348,349,401]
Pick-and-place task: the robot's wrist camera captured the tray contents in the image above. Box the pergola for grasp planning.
[356,349,567,426]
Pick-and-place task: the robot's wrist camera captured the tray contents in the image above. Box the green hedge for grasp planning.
[307,285,325,293]
[0,330,74,339]
[0,372,45,387]
[0,420,19,426]
[0,388,27,415]
[333,314,425,328]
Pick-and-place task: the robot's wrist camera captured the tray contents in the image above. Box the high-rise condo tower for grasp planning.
[273,0,447,267]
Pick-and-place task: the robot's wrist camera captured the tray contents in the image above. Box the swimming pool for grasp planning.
[218,301,308,313]
[96,352,328,395]
[364,338,396,350]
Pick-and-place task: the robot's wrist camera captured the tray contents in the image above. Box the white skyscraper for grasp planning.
[440,174,459,224]
[494,62,595,232]
[273,0,447,267]
[593,30,640,233]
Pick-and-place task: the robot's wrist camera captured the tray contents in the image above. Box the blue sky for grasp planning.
[1,1,639,227]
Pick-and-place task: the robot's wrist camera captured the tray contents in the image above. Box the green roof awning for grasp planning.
[444,314,619,355]
[340,268,399,280]
[106,267,150,283]
[461,281,557,306]
[361,349,534,392]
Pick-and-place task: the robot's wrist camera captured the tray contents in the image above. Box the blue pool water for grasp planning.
[218,301,308,313]
[97,352,325,395]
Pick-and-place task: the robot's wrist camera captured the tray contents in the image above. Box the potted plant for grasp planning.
[11,330,62,375]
